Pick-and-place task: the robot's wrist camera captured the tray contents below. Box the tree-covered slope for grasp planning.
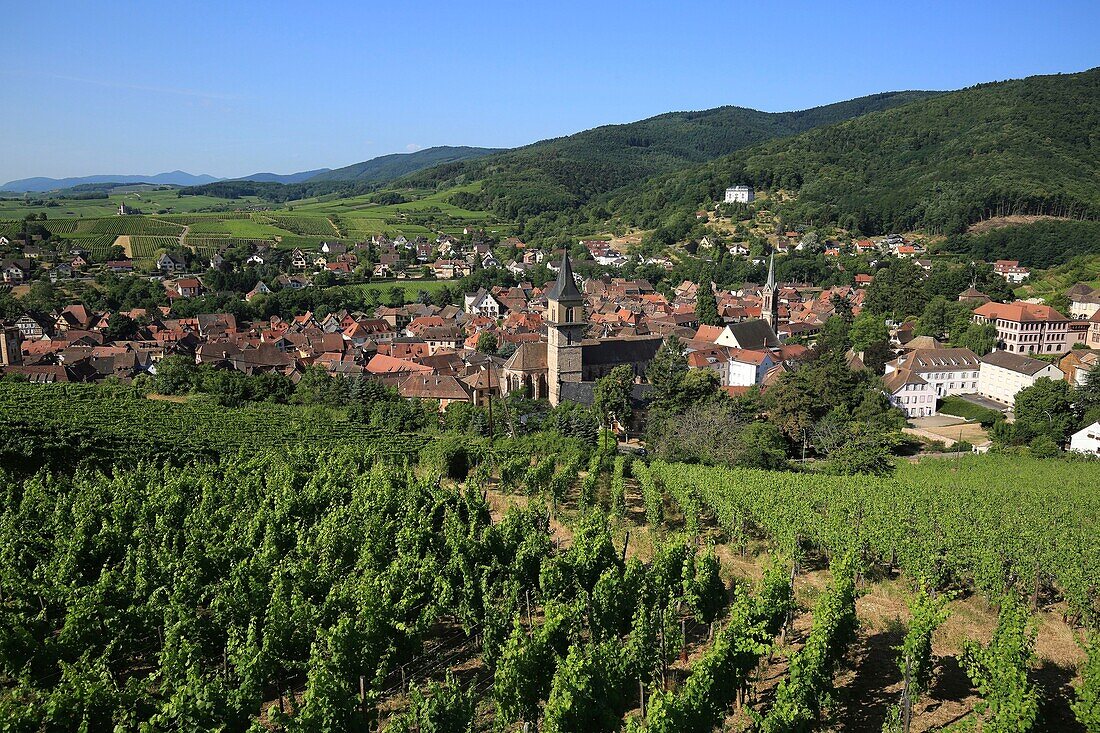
[608,68,1100,235]
[403,91,940,220]
[307,145,502,183]
[940,219,1100,268]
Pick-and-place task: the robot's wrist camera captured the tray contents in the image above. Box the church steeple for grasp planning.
[548,249,583,302]
[762,252,778,330]
[547,252,586,406]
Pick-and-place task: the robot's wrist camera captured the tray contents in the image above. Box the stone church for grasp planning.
[546,252,664,406]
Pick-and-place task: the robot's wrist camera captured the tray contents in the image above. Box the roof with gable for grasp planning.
[398,374,472,401]
[883,368,928,393]
[980,350,1060,376]
[973,301,1069,323]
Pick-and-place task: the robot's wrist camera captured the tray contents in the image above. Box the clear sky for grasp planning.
[2,0,1098,182]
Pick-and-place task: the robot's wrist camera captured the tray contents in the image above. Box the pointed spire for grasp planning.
[548,250,582,301]
[765,251,776,290]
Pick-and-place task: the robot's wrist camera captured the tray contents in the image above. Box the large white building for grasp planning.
[977,350,1064,405]
[972,301,1072,355]
[884,347,982,398]
[724,185,754,204]
[883,368,936,418]
[1069,421,1100,455]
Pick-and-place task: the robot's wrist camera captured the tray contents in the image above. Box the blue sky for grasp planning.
[2,0,1098,182]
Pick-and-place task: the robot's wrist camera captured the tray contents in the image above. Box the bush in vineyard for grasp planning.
[884,587,951,733]
[385,673,476,733]
[543,641,631,733]
[759,557,858,732]
[962,596,1039,733]
[1074,634,1100,731]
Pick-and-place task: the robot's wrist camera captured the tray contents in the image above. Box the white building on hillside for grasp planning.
[724,185,754,204]
[1069,421,1100,455]
[977,350,1064,405]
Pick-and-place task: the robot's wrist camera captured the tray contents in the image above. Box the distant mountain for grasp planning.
[399,91,942,220]
[607,67,1100,235]
[232,169,331,184]
[1,170,223,193]
[307,146,503,183]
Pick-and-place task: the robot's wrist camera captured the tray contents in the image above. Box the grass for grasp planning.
[938,396,1002,426]
[327,279,462,303]
[0,181,512,246]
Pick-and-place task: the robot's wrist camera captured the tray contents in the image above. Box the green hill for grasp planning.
[607,68,1100,236]
[401,91,940,221]
[307,145,502,183]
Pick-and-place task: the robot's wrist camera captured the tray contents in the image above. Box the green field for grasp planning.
[1,182,511,266]
[326,279,462,300]
[0,188,268,219]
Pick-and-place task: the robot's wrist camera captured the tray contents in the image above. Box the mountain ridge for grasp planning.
[2,170,223,193]
[305,146,503,183]
[600,67,1100,237]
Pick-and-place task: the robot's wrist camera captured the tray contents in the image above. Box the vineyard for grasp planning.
[80,216,187,237]
[128,235,182,258]
[0,383,431,466]
[58,233,120,260]
[259,213,340,237]
[0,382,1097,731]
[647,458,1100,628]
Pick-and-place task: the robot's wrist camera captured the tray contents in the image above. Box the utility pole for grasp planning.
[486,364,494,442]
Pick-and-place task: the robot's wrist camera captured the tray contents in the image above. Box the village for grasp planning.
[3,205,1100,455]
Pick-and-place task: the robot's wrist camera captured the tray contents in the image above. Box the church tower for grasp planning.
[546,251,586,406]
[761,252,778,330]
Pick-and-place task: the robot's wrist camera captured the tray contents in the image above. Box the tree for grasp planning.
[152,355,198,395]
[732,421,789,470]
[865,261,927,318]
[849,312,889,354]
[475,331,498,354]
[694,285,720,326]
[387,286,406,308]
[1074,363,1100,426]
[593,365,634,439]
[104,313,138,342]
[1013,378,1076,445]
[646,335,688,410]
[824,425,898,476]
[916,296,972,341]
[954,322,998,355]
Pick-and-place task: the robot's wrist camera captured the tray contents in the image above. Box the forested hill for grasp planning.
[307,146,503,183]
[605,67,1100,236]
[400,91,940,220]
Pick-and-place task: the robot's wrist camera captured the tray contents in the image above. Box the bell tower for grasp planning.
[761,252,778,331]
[547,251,586,406]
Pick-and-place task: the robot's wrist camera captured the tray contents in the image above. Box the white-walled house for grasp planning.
[1069,421,1100,455]
[884,347,981,398]
[723,185,754,204]
[727,348,775,386]
[883,368,936,418]
[977,350,1064,405]
[464,289,502,318]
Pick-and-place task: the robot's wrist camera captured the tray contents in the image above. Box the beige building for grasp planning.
[972,301,1071,355]
[977,350,1064,405]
